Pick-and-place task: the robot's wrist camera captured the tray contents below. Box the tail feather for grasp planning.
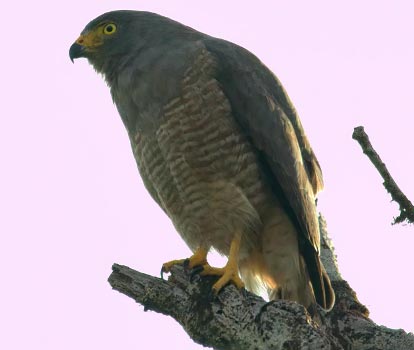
[239,248,335,313]
[240,249,315,309]
[239,249,273,297]
[321,263,335,310]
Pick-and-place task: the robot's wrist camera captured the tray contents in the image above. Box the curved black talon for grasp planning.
[189,265,204,282]
[189,273,201,283]
[190,265,204,281]
[183,258,190,270]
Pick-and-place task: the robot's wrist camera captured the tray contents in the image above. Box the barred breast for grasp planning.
[130,48,274,257]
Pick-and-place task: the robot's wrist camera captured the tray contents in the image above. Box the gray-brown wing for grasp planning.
[203,38,329,308]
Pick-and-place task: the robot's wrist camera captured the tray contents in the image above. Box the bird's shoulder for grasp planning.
[194,37,324,254]
[200,37,324,194]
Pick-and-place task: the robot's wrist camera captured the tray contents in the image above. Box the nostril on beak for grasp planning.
[77,38,84,44]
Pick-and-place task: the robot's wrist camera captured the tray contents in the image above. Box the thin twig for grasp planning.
[352,126,414,224]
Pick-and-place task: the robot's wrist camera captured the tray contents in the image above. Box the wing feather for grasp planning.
[203,38,329,307]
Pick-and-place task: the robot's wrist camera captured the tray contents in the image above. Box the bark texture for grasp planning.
[108,217,414,350]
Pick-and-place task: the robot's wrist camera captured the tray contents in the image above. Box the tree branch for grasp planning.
[352,126,414,224]
[106,127,414,349]
[108,263,341,350]
[108,222,414,350]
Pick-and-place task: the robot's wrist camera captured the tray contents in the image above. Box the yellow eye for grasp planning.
[103,23,117,35]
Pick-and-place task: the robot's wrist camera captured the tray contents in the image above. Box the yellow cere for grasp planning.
[75,23,116,50]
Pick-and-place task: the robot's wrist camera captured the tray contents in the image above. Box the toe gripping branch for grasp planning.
[160,233,245,295]
[161,247,208,279]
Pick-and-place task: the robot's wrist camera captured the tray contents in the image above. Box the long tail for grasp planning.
[239,251,316,309]
[239,209,335,312]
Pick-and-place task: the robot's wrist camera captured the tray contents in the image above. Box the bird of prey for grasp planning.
[70,10,335,313]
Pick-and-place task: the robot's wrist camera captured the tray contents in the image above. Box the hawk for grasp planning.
[70,10,335,312]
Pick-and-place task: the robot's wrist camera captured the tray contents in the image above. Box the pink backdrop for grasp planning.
[2,1,413,349]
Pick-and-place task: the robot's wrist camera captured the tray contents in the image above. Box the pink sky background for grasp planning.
[1,1,413,349]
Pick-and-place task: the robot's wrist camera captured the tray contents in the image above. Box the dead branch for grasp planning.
[352,126,414,224]
[109,264,340,349]
[108,221,414,350]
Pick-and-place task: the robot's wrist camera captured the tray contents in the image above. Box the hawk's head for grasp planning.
[69,10,195,75]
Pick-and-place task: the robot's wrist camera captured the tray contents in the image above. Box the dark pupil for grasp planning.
[106,25,113,32]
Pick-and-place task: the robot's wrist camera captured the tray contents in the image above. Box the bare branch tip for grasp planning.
[352,125,414,226]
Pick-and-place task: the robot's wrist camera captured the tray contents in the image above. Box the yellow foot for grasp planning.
[200,232,244,294]
[161,247,208,277]
[201,262,245,294]
[161,233,244,296]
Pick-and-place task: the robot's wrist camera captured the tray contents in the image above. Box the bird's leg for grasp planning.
[161,247,208,277]
[161,235,244,295]
[200,232,245,294]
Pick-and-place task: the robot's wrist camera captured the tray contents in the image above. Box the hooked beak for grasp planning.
[69,32,102,63]
[69,42,85,63]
